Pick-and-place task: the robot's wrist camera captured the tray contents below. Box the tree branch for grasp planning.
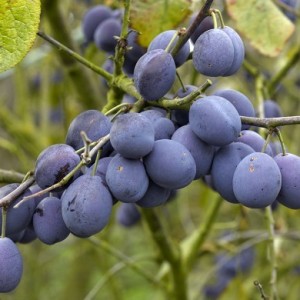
[171,0,214,57]
[37,31,113,82]
[141,208,187,300]
[241,115,300,128]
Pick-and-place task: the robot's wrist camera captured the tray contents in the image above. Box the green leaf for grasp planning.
[0,0,41,73]
[130,0,192,48]
[226,0,295,57]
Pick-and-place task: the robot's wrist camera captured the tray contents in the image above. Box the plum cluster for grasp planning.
[82,4,244,100]
[0,95,294,250]
[82,5,146,76]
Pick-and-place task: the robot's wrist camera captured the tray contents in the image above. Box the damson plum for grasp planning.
[136,180,171,208]
[94,18,122,53]
[211,142,254,203]
[148,30,190,67]
[61,175,113,238]
[233,152,282,208]
[134,49,176,101]
[214,89,255,130]
[82,5,112,42]
[237,130,273,156]
[172,124,215,178]
[106,154,149,203]
[153,117,175,140]
[202,276,230,300]
[189,96,241,146]
[66,110,111,153]
[35,144,80,189]
[140,109,165,122]
[110,113,155,159]
[263,99,283,118]
[274,153,300,209]
[18,224,37,244]
[33,196,70,245]
[193,29,234,77]
[144,139,196,189]
[125,31,146,62]
[222,26,245,76]
[0,237,23,292]
[116,203,141,227]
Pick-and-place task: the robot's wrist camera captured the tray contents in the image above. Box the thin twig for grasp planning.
[0,176,35,208]
[15,134,111,207]
[254,280,269,300]
[170,0,214,56]
[154,79,212,110]
[37,31,113,82]
[240,116,300,128]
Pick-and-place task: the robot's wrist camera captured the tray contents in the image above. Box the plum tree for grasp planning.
[0,0,300,299]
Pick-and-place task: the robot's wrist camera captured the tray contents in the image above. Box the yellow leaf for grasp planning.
[0,0,41,73]
[130,0,191,48]
[226,0,295,57]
